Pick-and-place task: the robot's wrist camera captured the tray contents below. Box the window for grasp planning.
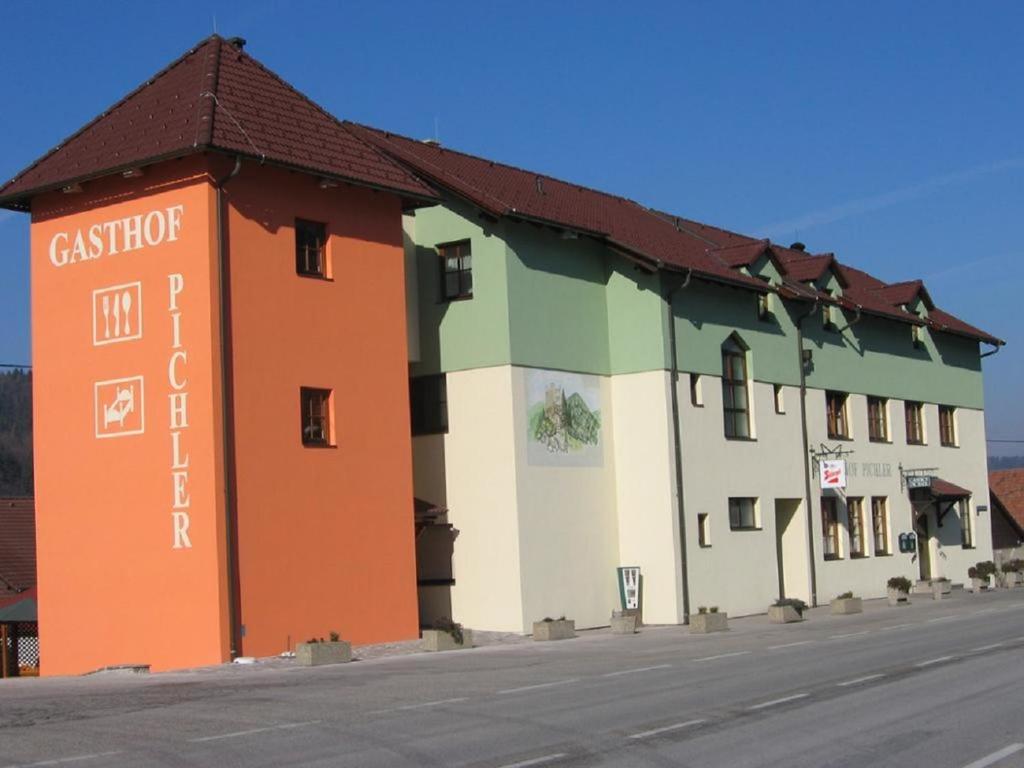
[295,219,327,277]
[939,405,957,447]
[826,391,850,439]
[722,339,751,439]
[822,497,841,560]
[300,387,332,446]
[757,293,773,321]
[410,375,448,436]
[961,500,975,548]
[690,373,703,407]
[439,240,472,300]
[871,497,890,555]
[905,401,925,444]
[698,513,711,547]
[774,384,785,414]
[912,324,925,348]
[868,396,889,442]
[822,303,838,331]
[728,497,759,530]
[848,498,866,558]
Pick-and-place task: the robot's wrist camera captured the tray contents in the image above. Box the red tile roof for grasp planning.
[990,469,1024,532]
[0,36,435,209]
[347,125,769,292]
[0,498,35,597]
[930,478,972,498]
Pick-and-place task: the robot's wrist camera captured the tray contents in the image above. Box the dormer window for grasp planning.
[822,303,838,331]
[757,292,773,321]
[912,324,925,348]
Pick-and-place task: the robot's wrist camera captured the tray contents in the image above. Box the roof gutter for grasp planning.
[795,297,821,608]
[980,342,1002,359]
[664,268,693,624]
[214,155,243,660]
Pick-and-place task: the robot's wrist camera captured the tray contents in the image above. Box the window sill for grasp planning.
[850,553,869,560]
[823,555,843,562]
[827,435,853,441]
[724,436,757,442]
[940,443,959,449]
[873,552,893,557]
[729,526,763,532]
[439,294,474,304]
[869,437,891,444]
[691,402,705,409]
[906,441,926,446]
[961,545,976,550]
[297,272,333,282]
[302,442,338,449]
[698,543,712,549]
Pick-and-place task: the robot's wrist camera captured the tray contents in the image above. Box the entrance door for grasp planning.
[775,499,810,602]
[915,513,931,580]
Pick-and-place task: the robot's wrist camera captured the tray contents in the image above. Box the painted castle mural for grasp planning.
[525,370,602,467]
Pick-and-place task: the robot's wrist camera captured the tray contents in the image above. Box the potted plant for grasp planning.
[533,616,575,641]
[970,561,997,592]
[295,631,351,666]
[830,591,862,615]
[610,610,638,635]
[930,577,951,599]
[690,606,728,634]
[887,576,912,606]
[768,598,806,623]
[422,617,473,652]
[1000,560,1023,588]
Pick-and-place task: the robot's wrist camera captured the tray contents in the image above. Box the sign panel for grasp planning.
[617,566,641,610]
[819,460,847,489]
[906,475,933,490]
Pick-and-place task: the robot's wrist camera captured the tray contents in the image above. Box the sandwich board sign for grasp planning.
[617,566,641,611]
[819,460,847,490]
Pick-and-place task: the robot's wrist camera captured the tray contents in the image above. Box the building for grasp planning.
[352,127,1003,630]
[0,36,436,674]
[0,497,38,676]
[989,469,1024,564]
[1,36,1005,672]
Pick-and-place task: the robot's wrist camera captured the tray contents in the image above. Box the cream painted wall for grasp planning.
[678,377,807,617]
[444,367,526,632]
[511,366,622,631]
[402,214,420,363]
[610,371,684,625]
[411,434,447,508]
[805,391,993,601]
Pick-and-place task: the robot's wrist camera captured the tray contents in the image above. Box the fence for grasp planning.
[1,622,39,677]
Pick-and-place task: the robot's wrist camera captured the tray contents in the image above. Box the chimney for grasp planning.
[227,37,247,51]
[789,241,806,252]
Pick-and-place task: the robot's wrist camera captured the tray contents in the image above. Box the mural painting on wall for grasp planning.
[525,369,602,467]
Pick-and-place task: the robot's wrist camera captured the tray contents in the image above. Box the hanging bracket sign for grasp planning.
[819,460,847,490]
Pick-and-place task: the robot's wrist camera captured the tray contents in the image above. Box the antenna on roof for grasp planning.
[212,14,218,34]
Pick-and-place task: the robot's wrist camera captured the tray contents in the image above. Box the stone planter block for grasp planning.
[295,641,351,667]
[768,605,803,623]
[533,619,575,641]
[970,578,989,593]
[931,581,951,599]
[887,588,910,606]
[689,612,728,634]
[830,597,863,615]
[1002,572,1021,588]
[610,615,638,635]
[422,628,473,652]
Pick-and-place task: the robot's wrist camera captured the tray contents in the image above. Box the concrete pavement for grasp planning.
[2,588,1024,767]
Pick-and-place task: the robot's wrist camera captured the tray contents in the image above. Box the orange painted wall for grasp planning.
[31,158,230,675]
[224,164,419,656]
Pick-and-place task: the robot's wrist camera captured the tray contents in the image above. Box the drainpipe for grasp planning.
[980,343,1001,359]
[664,268,693,623]
[214,156,242,658]
[796,297,820,608]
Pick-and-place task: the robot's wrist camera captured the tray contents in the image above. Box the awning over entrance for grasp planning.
[0,586,37,622]
[928,478,971,499]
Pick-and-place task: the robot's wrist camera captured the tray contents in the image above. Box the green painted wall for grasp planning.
[409,199,512,377]
[408,199,984,408]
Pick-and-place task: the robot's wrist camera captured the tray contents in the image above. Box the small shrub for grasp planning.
[837,591,854,600]
[709,606,719,613]
[887,576,912,593]
[968,567,978,579]
[329,631,340,643]
[1001,560,1022,574]
[774,598,807,616]
[975,561,998,579]
[433,616,464,645]
[698,606,708,614]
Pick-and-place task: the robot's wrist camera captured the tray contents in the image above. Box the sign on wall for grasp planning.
[819,460,847,489]
[617,566,641,611]
[525,369,603,467]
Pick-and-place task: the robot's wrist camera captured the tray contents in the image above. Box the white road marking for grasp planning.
[396,697,469,710]
[693,651,750,662]
[768,640,815,650]
[927,615,958,623]
[498,679,579,695]
[190,720,322,743]
[879,623,917,632]
[915,656,954,668]
[973,608,997,615]
[497,754,568,768]
[970,643,1004,652]
[748,693,809,710]
[603,664,672,677]
[829,631,869,640]
[961,743,1024,768]
[628,719,708,739]
[836,674,885,687]
[6,752,125,768]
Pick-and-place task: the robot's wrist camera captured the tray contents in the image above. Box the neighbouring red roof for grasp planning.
[0,36,436,209]
[990,469,1024,532]
[0,498,35,598]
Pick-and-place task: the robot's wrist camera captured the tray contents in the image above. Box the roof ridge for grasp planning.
[194,35,223,148]
[352,123,649,210]
[0,34,221,193]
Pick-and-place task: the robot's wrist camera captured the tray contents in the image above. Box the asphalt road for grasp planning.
[2,589,1024,768]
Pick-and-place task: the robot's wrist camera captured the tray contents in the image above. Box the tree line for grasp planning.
[0,369,32,497]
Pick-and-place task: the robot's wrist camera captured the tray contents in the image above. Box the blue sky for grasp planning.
[0,1,1020,454]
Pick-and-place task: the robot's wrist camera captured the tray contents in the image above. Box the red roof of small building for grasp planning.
[990,469,1024,532]
[0,36,436,209]
[0,498,35,598]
